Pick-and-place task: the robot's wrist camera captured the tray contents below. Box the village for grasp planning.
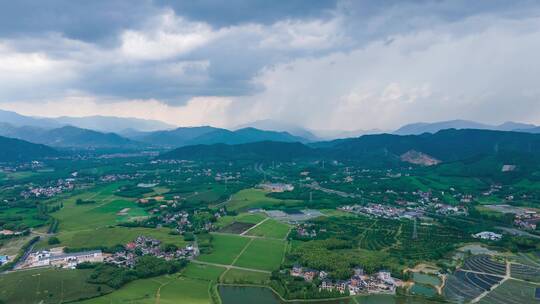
[18,235,197,270]
[290,264,402,295]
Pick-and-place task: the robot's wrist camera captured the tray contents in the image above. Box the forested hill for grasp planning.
[325,129,540,161]
[0,136,59,162]
[160,129,540,163]
[160,141,317,161]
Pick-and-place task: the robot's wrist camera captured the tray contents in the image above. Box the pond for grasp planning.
[219,286,443,304]
[413,273,441,286]
[410,284,437,298]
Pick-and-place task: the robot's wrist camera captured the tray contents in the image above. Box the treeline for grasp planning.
[47,218,59,233]
[76,198,96,205]
[83,256,187,288]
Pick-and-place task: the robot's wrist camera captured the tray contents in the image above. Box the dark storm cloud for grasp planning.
[154,0,338,26]
[0,0,159,43]
[2,0,540,130]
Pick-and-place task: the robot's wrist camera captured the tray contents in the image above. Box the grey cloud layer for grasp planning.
[1,0,540,129]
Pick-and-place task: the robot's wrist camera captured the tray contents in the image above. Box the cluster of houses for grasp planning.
[100,173,144,182]
[258,182,294,192]
[340,204,406,219]
[473,231,502,241]
[22,248,103,269]
[20,179,75,198]
[105,235,197,267]
[296,223,318,238]
[0,229,25,237]
[433,203,468,216]
[514,211,540,230]
[291,265,401,295]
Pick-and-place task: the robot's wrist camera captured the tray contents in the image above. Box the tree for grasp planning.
[48,237,61,245]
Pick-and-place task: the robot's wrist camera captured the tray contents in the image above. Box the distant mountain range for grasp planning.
[161,129,540,166]
[235,119,319,141]
[236,119,385,140]
[0,123,306,150]
[0,109,174,132]
[0,136,59,162]
[126,126,304,148]
[393,119,537,135]
[0,123,141,149]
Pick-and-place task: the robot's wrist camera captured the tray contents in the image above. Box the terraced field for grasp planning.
[510,263,540,282]
[478,279,540,304]
[444,255,508,303]
[444,270,503,302]
[461,255,506,276]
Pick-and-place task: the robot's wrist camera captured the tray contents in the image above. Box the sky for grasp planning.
[1,0,540,131]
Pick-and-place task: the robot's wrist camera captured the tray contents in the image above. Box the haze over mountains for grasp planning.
[0,109,174,133]
[1,109,540,160]
[394,119,537,135]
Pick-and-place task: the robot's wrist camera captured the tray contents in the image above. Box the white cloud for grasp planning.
[227,15,540,130]
[119,10,218,60]
[259,18,346,50]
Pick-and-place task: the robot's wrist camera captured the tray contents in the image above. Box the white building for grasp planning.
[473,231,502,241]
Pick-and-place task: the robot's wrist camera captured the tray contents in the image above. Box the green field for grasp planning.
[245,219,290,239]
[221,268,271,284]
[197,234,250,265]
[0,235,35,257]
[234,238,286,271]
[226,189,301,211]
[79,274,212,304]
[50,183,144,233]
[39,226,186,249]
[0,268,112,304]
[182,263,226,281]
[216,212,267,229]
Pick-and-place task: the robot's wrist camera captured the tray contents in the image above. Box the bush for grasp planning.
[48,236,61,245]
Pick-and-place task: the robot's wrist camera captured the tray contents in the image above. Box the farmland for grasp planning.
[233,238,286,271]
[2,145,540,304]
[226,188,301,211]
[245,219,290,239]
[197,234,251,265]
[38,226,187,250]
[478,279,540,304]
[0,268,113,303]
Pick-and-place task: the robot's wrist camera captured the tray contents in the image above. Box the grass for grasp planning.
[198,234,250,265]
[0,235,35,256]
[221,268,271,285]
[245,219,290,239]
[182,263,226,281]
[81,269,220,304]
[0,268,112,304]
[0,207,47,228]
[50,183,141,232]
[39,226,186,249]
[226,189,301,212]
[233,238,286,271]
[158,277,211,304]
[216,212,267,229]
